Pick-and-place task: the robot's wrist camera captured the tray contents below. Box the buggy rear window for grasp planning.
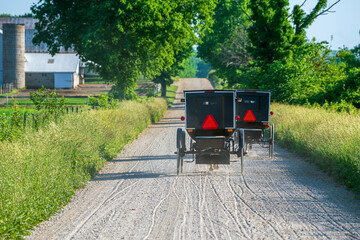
[202,101,217,106]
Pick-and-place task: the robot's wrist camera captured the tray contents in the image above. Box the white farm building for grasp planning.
[0,17,83,89]
[25,53,81,89]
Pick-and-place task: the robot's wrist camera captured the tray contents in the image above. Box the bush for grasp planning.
[108,85,139,100]
[235,42,346,104]
[30,86,65,115]
[88,94,118,109]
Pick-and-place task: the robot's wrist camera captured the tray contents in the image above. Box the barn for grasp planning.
[0,17,83,89]
[25,53,81,89]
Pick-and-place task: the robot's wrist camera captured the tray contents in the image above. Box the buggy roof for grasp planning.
[184,89,235,93]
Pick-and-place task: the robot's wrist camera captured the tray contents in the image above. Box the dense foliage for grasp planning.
[197,0,252,86]
[152,44,193,97]
[31,0,216,98]
[30,86,66,114]
[198,0,359,111]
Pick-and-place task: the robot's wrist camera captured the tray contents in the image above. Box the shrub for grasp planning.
[88,94,118,109]
[30,86,65,115]
[236,42,346,104]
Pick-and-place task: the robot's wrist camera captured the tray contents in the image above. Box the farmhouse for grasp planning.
[0,17,83,89]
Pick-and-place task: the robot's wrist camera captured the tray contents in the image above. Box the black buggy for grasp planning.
[176,90,274,175]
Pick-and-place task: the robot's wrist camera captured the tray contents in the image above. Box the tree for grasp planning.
[197,0,252,86]
[153,44,194,97]
[31,0,216,98]
[292,0,341,46]
[179,52,198,78]
[0,13,34,17]
[247,0,294,65]
[248,0,342,66]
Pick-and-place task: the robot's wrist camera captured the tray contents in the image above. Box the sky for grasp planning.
[0,0,359,50]
[289,0,360,50]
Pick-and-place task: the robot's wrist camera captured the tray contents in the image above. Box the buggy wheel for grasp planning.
[176,128,183,149]
[176,128,185,174]
[240,148,244,175]
[180,155,184,173]
[190,138,195,162]
[177,152,181,175]
[181,130,186,154]
[269,124,275,158]
[176,151,184,175]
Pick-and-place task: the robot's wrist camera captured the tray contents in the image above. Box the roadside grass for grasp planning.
[271,103,360,194]
[157,84,178,107]
[5,97,90,106]
[0,89,19,97]
[0,97,168,239]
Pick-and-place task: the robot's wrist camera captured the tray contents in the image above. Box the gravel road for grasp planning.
[28,78,360,240]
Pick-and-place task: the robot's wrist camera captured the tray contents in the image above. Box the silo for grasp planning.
[2,24,25,88]
[0,29,3,85]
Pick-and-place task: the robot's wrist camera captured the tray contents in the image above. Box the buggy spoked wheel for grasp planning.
[176,152,183,175]
[240,147,244,175]
[269,124,275,158]
[176,128,185,175]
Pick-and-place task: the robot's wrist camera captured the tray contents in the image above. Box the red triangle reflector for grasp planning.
[243,110,256,122]
[202,115,218,130]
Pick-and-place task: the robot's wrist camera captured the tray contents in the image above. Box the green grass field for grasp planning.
[84,77,110,84]
[271,103,360,194]
[4,97,89,106]
[0,107,36,115]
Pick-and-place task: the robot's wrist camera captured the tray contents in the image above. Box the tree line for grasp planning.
[30,0,217,98]
[198,0,359,111]
[28,0,359,109]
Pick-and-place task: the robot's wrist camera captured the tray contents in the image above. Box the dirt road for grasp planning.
[28,78,360,239]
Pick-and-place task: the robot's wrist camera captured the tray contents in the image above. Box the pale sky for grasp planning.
[0,0,358,50]
[289,0,360,50]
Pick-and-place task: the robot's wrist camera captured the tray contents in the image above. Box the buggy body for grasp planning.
[184,90,236,165]
[175,89,274,175]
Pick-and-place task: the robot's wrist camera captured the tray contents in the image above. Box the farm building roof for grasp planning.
[0,17,76,53]
[25,53,80,73]
[0,17,37,29]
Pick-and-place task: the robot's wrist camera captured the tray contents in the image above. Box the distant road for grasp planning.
[28,78,360,240]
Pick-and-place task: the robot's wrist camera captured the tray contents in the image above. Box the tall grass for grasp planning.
[271,103,360,193]
[0,98,167,239]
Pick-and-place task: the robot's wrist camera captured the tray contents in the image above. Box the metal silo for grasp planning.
[2,23,25,89]
[0,29,3,86]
